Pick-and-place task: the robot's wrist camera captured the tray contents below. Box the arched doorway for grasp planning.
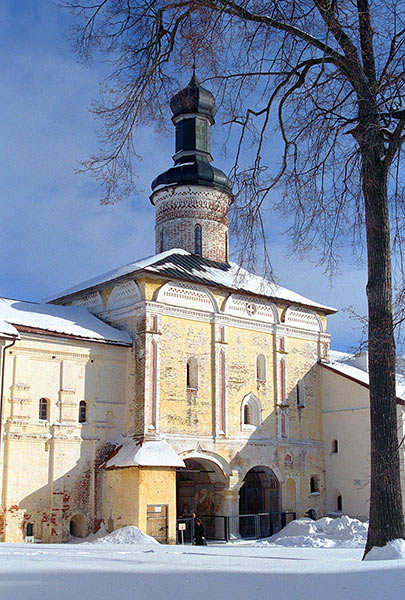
[69,514,86,538]
[239,466,280,515]
[239,466,280,538]
[177,458,226,516]
[176,457,227,539]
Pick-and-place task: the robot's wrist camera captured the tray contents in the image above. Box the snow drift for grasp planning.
[364,539,405,561]
[257,516,368,548]
[87,525,159,545]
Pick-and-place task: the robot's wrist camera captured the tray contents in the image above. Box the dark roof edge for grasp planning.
[14,324,132,347]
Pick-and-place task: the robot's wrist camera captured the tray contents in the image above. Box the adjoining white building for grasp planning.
[321,351,405,520]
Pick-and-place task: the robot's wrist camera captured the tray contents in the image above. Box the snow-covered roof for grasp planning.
[48,249,336,314]
[102,437,185,469]
[0,319,20,339]
[0,298,132,346]
[321,351,405,402]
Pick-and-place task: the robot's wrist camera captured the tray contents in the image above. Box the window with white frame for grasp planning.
[78,400,87,423]
[39,397,49,421]
[241,393,261,429]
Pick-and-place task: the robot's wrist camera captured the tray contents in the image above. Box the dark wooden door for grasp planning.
[146,505,168,543]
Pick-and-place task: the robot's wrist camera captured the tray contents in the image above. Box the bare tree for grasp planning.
[63,0,405,555]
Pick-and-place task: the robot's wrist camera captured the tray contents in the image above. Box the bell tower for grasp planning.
[150,75,233,262]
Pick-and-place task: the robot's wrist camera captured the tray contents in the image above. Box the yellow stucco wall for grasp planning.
[1,272,330,543]
[103,467,177,544]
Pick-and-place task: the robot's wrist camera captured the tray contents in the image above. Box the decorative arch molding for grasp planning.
[155,281,218,313]
[224,294,279,323]
[71,292,104,314]
[179,449,232,477]
[283,305,323,332]
[106,281,142,311]
[239,463,284,486]
[241,392,262,429]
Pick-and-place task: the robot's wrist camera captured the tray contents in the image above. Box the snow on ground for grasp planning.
[0,519,404,600]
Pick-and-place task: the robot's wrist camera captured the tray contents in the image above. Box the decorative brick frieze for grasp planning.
[152,185,232,262]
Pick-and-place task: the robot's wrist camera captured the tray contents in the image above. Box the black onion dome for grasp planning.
[170,73,217,122]
[150,74,233,198]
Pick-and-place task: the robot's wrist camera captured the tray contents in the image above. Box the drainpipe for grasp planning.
[0,337,17,536]
[0,338,17,456]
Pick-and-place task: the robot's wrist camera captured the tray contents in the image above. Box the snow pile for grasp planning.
[257,516,368,548]
[88,525,159,545]
[103,437,185,469]
[364,539,405,561]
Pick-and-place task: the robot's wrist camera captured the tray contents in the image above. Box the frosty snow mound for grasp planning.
[87,525,159,545]
[257,516,369,548]
[364,539,405,561]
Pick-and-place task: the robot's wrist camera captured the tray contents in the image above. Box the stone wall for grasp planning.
[152,185,232,262]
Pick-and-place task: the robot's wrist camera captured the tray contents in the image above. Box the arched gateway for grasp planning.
[176,456,228,540]
[239,466,280,514]
[239,466,280,538]
[177,457,227,517]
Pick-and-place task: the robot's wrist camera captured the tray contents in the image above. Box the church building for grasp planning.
[0,76,336,544]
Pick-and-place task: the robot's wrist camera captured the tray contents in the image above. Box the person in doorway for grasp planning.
[306,508,317,520]
[193,517,207,546]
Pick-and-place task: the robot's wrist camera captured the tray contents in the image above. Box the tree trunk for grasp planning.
[362,147,405,557]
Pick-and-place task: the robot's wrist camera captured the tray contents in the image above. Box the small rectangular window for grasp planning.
[310,475,320,494]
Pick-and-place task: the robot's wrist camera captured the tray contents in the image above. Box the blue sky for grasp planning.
[0,1,369,351]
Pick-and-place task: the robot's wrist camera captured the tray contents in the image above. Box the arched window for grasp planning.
[79,400,87,423]
[241,393,261,429]
[337,494,342,512]
[194,224,202,256]
[149,340,157,428]
[256,354,266,383]
[160,227,165,253]
[186,357,198,390]
[39,397,49,421]
[218,350,226,433]
[331,439,339,453]
[26,523,34,537]
[243,403,251,425]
